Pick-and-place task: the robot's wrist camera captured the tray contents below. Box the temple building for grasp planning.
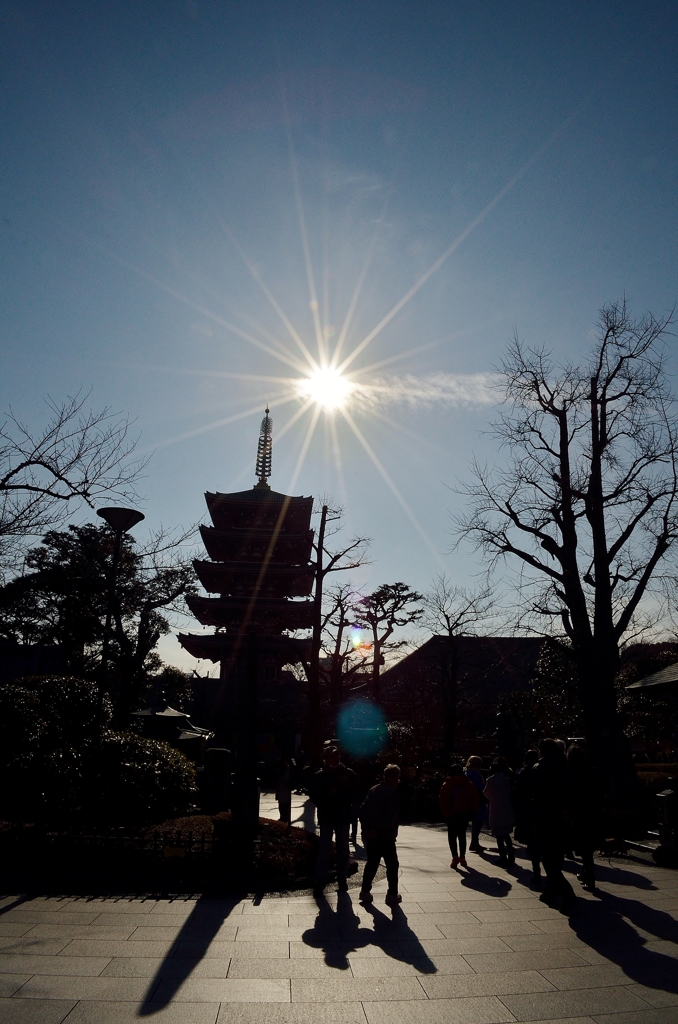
[179,408,314,748]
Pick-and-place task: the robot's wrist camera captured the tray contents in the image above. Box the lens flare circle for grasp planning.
[337,699,388,759]
[298,366,352,412]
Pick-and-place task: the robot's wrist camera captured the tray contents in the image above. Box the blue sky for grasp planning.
[1,2,677,668]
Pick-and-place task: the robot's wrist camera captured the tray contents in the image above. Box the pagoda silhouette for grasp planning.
[178,408,314,846]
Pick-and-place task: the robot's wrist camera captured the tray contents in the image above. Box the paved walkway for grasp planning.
[1,795,677,1024]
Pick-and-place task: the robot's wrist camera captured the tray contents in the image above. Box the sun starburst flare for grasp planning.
[296,366,354,411]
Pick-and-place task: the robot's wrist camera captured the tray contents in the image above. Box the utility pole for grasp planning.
[308,504,328,760]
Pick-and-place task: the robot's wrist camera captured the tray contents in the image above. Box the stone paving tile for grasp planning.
[59,939,175,958]
[0,955,111,977]
[291,977,426,1001]
[590,1011,678,1024]
[421,971,556,998]
[87,913,177,928]
[216,1004,367,1023]
[227,958,351,978]
[63,899,156,914]
[14,976,152,1001]
[502,933,598,952]
[0,997,76,1023]
[463,950,590,973]
[0,938,71,956]
[362,995,515,1023]
[131,926,238,943]
[177,941,290,960]
[1,912,103,927]
[23,925,137,941]
[436,921,542,938]
[100,957,231,978]
[399,936,514,956]
[65,1001,220,1023]
[623,985,678,1008]
[289,940,401,959]
[540,965,639,990]
[0,923,34,937]
[499,986,652,1020]
[0,974,31,997]
[349,954,473,977]
[152,977,290,1002]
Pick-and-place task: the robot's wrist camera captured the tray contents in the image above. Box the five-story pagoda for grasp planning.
[179,409,314,846]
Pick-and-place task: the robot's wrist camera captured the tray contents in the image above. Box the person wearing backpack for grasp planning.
[439,763,481,868]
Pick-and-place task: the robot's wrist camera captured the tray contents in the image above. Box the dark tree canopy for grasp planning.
[0,523,196,712]
[354,582,424,701]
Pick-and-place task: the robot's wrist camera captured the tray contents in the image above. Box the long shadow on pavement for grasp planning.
[569,888,678,995]
[458,865,512,898]
[302,892,437,973]
[138,896,239,1015]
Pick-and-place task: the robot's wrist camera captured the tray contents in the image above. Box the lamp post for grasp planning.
[97,506,145,688]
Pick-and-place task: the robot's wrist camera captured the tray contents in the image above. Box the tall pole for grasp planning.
[309,504,328,761]
[100,528,123,685]
[234,627,260,877]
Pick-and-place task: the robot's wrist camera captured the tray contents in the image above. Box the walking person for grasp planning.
[483,757,516,864]
[514,749,540,879]
[566,743,598,892]
[309,745,358,897]
[533,738,577,913]
[465,755,487,852]
[358,764,402,907]
[439,763,481,868]
[275,759,292,825]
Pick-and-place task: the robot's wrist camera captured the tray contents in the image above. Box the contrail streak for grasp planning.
[351,372,498,411]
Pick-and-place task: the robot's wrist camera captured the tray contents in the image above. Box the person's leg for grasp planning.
[314,823,333,891]
[360,839,382,895]
[335,823,350,885]
[447,820,459,859]
[579,843,595,889]
[504,834,515,863]
[279,799,291,824]
[457,817,469,860]
[382,839,400,895]
[497,836,507,861]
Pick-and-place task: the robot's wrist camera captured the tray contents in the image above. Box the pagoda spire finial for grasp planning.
[254,405,272,489]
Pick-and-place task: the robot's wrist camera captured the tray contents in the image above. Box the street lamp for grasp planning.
[97,506,145,684]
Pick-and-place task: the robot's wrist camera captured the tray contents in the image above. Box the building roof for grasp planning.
[379,635,544,705]
[626,661,678,690]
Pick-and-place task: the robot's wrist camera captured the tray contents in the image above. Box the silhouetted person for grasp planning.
[465,755,487,852]
[275,758,292,825]
[439,763,481,868]
[567,742,598,892]
[309,745,358,896]
[483,757,516,864]
[533,737,577,913]
[359,764,402,907]
[514,748,540,878]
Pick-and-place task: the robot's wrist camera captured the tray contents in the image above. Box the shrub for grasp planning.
[98,731,196,824]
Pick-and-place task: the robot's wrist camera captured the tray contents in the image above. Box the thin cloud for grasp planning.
[351,372,499,411]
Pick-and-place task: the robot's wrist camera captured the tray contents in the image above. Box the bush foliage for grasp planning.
[0,675,195,823]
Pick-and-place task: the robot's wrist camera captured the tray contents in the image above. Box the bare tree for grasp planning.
[423,574,494,752]
[457,300,678,779]
[307,499,369,754]
[0,393,145,573]
[320,581,366,712]
[354,582,424,702]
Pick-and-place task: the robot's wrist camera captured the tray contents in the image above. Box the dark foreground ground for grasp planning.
[0,793,677,1024]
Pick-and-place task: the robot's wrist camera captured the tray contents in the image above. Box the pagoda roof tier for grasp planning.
[186,594,314,630]
[200,525,313,565]
[206,489,312,533]
[178,631,311,663]
[194,560,314,598]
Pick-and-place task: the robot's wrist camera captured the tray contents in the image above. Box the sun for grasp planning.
[297,366,353,412]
